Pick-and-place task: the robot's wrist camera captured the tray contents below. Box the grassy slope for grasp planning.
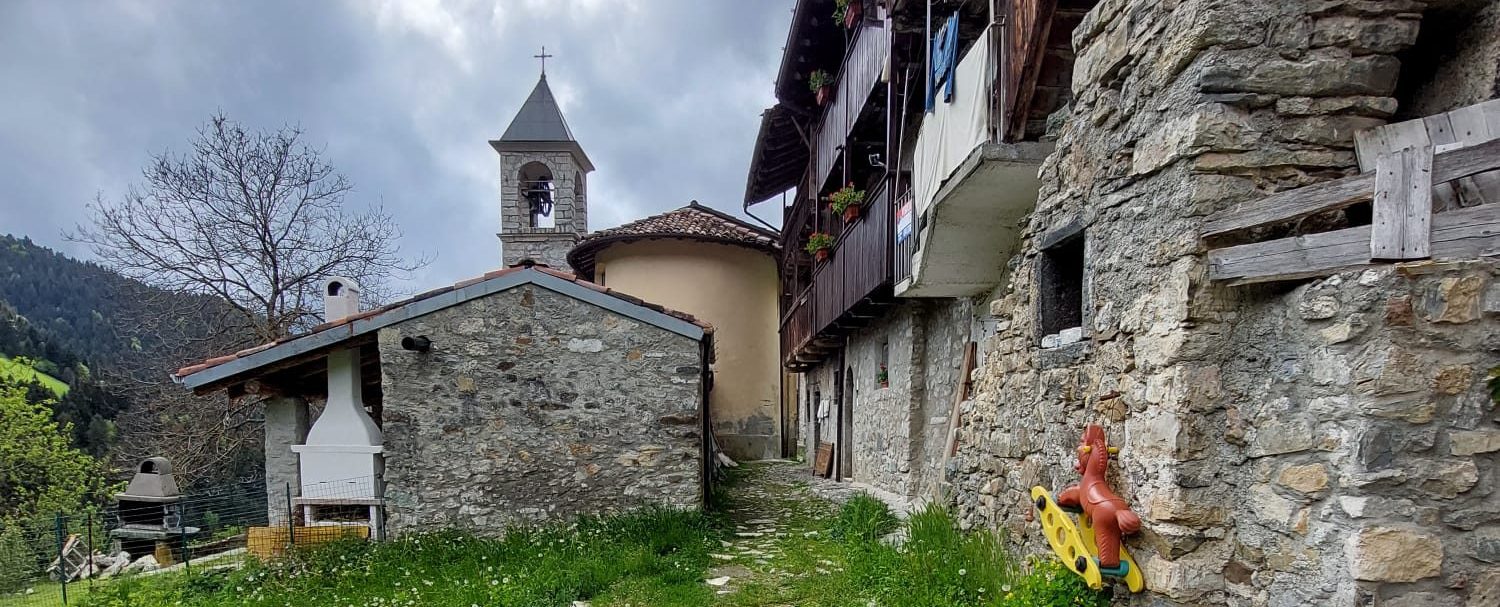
[0,355,68,397]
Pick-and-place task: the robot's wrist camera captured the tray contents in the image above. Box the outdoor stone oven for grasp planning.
[110,457,197,563]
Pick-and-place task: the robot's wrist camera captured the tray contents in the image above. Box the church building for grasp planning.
[171,67,733,537]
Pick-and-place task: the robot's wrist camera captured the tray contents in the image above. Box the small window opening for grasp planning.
[327,281,343,296]
[1038,230,1085,344]
[876,341,889,389]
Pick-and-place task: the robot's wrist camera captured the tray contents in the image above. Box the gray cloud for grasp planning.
[0,0,791,287]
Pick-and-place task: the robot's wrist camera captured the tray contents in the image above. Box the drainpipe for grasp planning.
[700,335,714,505]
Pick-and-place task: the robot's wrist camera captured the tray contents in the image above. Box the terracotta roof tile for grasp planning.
[567,201,778,278]
[173,264,711,380]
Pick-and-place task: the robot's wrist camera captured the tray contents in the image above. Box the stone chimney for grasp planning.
[323,277,361,322]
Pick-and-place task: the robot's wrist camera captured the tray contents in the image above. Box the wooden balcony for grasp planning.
[781,182,894,371]
[811,18,889,192]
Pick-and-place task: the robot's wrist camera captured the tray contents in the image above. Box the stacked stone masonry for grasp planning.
[939,1,1500,606]
[800,300,970,499]
[499,151,588,269]
[377,285,702,535]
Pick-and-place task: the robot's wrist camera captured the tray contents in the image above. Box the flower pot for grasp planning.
[814,248,830,262]
[844,1,862,28]
[842,204,861,222]
[816,85,832,106]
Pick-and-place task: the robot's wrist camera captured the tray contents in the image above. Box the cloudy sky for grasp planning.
[0,0,792,287]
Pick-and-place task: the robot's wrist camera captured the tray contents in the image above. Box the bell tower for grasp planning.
[491,62,593,270]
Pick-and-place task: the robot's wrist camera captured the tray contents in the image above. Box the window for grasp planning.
[1037,229,1084,344]
[876,341,889,389]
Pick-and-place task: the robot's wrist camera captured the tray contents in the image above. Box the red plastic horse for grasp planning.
[1056,425,1141,570]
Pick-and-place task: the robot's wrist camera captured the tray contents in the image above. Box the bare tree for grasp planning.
[70,113,428,342]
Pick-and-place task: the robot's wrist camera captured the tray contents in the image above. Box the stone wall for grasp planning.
[1400,0,1500,117]
[797,299,970,499]
[1217,262,1500,606]
[949,0,1499,605]
[262,396,308,519]
[377,285,703,535]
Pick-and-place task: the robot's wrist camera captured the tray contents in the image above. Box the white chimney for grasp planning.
[323,277,361,322]
[292,278,382,504]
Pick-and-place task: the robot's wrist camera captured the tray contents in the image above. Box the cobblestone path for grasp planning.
[704,460,860,600]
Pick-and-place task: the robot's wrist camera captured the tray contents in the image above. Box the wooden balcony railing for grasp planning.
[780,181,893,369]
[812,20,890,192]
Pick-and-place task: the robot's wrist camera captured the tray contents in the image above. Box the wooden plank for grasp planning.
[1006,0,1058,141]
[1447,100,1500,205]
[1358,115,1455,212]
[1208,203,1500,284]
[1202,138,1500,238]
[814,442,834,478]
[1423,113,1462,212]
[1370,145,1433,260]
[932,341,976,499]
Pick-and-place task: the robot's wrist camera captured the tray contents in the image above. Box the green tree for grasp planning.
[0,385,104,520]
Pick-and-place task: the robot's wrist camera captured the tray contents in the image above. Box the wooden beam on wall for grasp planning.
[1370,145,1433,261]
[1208,203,1500,284]
[1201,138,1500,239]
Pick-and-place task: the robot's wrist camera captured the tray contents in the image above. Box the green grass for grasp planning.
[721,496,1108,607]
[79,507,720,607]
[74,467,1110,607]
[0,580,109,607]
[0,356,68,397]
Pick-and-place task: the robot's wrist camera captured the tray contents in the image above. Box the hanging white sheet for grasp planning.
[912,30,994,217]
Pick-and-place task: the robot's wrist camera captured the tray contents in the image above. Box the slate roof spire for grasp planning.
[499,74,576,143]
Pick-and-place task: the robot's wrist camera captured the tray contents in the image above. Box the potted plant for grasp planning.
[876,363,888,388]
[835,0,862,29]
[827,183,866,222]
[809,70,833,106]
[805,232,835,262]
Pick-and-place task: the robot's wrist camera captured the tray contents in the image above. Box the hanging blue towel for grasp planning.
[926,12,959,112]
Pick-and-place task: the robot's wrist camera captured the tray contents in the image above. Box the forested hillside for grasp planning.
[0,235,260,487]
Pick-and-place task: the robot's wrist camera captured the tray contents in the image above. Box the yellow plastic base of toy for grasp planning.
[1030,486,1144,593]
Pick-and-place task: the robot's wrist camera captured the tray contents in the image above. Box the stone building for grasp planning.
[567,202,791,461]
[747,0,1500,604]
[173,265,713,536]
[495,72,592,269]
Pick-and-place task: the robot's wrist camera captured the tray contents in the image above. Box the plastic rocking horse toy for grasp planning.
[1030,424,1145,592]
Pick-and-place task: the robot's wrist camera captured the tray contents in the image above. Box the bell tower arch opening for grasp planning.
[519,161,557,229]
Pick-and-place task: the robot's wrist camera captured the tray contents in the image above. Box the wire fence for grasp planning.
[0,475,383,607]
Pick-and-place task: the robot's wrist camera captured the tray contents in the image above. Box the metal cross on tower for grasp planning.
[534,46,554,75]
